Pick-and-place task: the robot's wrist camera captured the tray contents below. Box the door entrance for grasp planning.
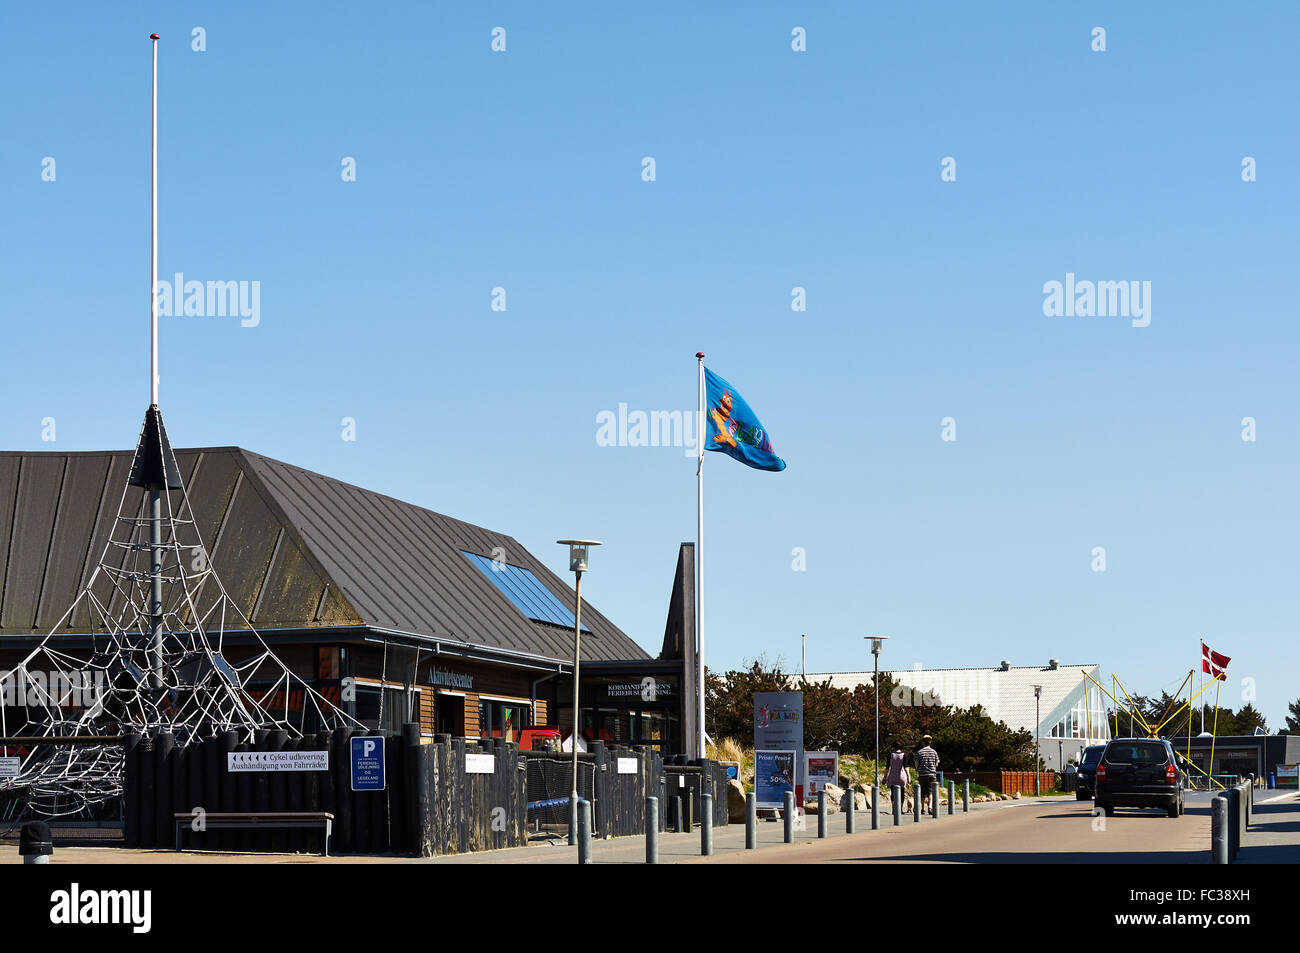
[436,693,464,736]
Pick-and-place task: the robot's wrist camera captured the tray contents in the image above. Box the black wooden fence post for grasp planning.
[123,732,142,848]
[332,728,354,854]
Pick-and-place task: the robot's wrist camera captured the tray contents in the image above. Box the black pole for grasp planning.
[123,732,142,848]
[154,730,174,849]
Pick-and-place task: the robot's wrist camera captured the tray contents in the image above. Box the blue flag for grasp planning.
[704,367,786,472]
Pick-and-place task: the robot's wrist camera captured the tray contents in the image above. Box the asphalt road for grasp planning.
[681,793,1221,864]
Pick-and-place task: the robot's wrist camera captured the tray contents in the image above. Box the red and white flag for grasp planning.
[1202,641,1230,681]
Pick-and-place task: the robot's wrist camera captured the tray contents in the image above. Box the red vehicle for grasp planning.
[483,725,563,752]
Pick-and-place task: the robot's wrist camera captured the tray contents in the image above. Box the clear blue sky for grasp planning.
[3,3,1296,727]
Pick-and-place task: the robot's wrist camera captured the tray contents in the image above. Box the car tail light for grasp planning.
[1166,764,1176,783]
[1097,763,1106,781]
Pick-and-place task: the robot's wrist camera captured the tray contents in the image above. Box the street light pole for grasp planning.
[867,636,889,828]
[558,539,601,852]
[1032,684,1043,795]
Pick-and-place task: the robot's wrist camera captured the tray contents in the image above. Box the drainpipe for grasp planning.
[531,666,563,724]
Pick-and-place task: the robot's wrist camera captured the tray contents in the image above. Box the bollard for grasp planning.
[674,796,685,834]
[1226,787,1240,859]
[868,783,876,831]
[913,783,922,823]
[19,821,53,865]
[701,793,713,856]
[846,787,855,834]
[783,791,795,843]
[577,798,592,864]
[1211,796,1228,864]
[892,786,902,826]
[947,780,955,815]
[645,796,659,864]
[569,792,578,847]
[963,779,970,813]
[1237,783,1247,850]
[1246,776,1254,825]
[817,791,827,838]
[745,792,757,849]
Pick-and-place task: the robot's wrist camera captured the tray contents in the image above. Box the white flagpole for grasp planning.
[696,351,706,759]
[150,32,159,406]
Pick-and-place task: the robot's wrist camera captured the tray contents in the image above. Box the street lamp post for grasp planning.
[1032,684,1043,796]
[866,636,889,830]
[558,539,601,850]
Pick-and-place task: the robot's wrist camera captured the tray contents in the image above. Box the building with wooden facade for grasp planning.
[0,447,699,757]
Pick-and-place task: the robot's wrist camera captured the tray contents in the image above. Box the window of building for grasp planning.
[479,700,531,741]
[354,685,413,733]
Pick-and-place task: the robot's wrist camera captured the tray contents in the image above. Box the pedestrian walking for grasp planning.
[885,740,910,812]
[915,734,940,814]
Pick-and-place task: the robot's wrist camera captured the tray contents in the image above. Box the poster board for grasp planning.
[754,750,797,808]
[805,751,839,797]
[754,691,804,804]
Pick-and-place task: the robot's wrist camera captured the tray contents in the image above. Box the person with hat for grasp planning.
[915,734,940,814]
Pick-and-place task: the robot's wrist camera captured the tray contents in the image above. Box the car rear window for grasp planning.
[1104,741,1167,764]
[1081,747,1104,765]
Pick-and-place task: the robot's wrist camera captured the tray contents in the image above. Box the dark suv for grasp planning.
[1074,744,1106,800]
[1094,738,1185,818]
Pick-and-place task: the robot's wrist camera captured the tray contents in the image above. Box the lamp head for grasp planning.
[865,635,889,657]
[557,539,602,574]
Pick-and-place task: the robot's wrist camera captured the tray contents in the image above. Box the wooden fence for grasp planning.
[121,726,708,856]
[944,769,1057,795]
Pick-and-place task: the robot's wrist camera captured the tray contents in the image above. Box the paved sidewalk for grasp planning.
[1235,790,1300,864]
[0,794,1057,864]
[419,794,1063,864]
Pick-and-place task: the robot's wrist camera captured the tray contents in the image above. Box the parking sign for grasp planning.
[350,736,386,792]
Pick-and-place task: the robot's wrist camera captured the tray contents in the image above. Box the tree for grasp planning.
[704,657,791,746]
[1285,698,1300,734]
[1233,703,1267,735]
[705,659,1037,769]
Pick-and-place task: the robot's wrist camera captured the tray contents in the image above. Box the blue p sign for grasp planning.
[350,735,386,792]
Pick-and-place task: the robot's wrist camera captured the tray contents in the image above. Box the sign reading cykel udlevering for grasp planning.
[227,750,329,773]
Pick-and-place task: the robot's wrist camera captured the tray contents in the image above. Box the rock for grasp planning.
[1012,792,1022,800]
[727,779,747,822]
[840,787,868,813]
[817,783,843,814]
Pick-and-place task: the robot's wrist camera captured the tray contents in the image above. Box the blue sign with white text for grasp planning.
[350,735,386,792]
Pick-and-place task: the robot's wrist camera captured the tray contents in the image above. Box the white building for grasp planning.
[802,660,1111,770]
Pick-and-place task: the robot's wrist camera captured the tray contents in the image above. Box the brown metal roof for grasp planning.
[0,447,649,665]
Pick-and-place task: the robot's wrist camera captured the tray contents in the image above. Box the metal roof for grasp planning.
[0,447,648,665]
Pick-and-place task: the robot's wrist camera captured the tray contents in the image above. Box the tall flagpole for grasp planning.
[150,33,159,407]
[696,351,706,758]
[148,32,165,689]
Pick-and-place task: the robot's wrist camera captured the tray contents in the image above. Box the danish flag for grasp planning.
[1201,642,1231,681]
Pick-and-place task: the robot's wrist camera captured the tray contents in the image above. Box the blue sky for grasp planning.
[3,3,1297,727]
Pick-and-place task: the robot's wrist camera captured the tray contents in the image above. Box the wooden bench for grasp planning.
[173,812,333,856]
